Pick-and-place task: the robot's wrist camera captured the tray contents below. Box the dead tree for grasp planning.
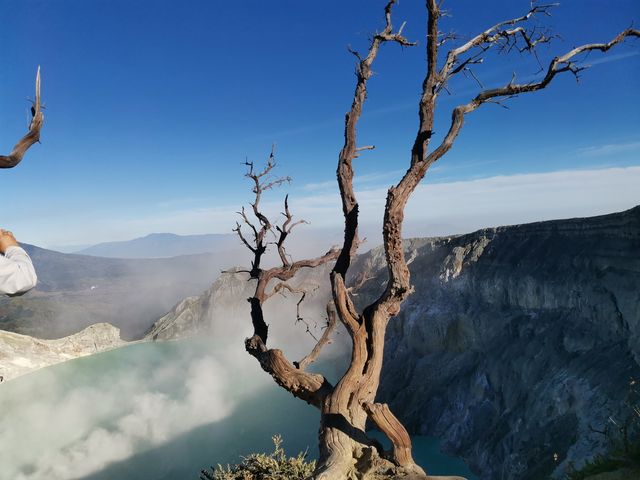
[232,2,639,479]
[233,149,341,408]
[1,67,44,169]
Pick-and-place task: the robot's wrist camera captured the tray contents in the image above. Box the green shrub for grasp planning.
[564,452,637,480]
[565,378,640,479]
[200,435,316,480]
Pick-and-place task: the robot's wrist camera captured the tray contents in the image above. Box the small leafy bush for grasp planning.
[200,435,316,480]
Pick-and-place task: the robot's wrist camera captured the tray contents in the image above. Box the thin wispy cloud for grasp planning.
[576,140,640,158]
[101,167,640,242]
[276,166,640,246]
[302,179,336,191]
[303,169,405,191]
[154,197,207,209]
[30,165,640,248]
[575,50,640,67]
[428,159,499,176]
[251,117,342,142]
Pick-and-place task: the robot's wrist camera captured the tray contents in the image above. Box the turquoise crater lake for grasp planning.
[0,339,477,480]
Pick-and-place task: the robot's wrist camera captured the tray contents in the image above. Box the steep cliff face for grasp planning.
[350,206,640,479]
[0,323,125,382]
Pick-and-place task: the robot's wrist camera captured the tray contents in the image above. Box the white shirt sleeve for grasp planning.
[0,245,38,295]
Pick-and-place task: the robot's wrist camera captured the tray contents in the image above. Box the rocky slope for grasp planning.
[0,323,126,382]
[142,206,640,479]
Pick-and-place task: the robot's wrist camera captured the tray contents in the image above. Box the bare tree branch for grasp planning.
[234,149,294,275]
[238,206,259,240]
[233,222,256,253]
[274,195,308,267]
[333,0,416,280]
[297,301,339,371]
[427,28,640,172]
[264,281,320,340]
[438,3,559,85]
[1,67,44,169]
[354,145,375,158]
[244,336,334,408]
[243,243,340,408]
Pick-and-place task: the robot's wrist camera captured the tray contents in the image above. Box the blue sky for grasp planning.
[1,0,639,249]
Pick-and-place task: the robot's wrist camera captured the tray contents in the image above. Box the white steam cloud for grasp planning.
[0,344,250,480]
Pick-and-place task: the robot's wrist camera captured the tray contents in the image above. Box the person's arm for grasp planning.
[0,231,38,296]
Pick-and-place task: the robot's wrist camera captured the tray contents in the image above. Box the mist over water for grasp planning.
[0,340,238,479]
[0,334,476,480]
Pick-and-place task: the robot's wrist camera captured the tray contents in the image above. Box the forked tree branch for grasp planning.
[1,67,44,169]
[333,0,415,280]
[439,3,558,85]
[243,245,339,407]
[428,27,640,172]
[275,195,308,267]
[297,301,339,371]
[233,148,291,275]
[244,338,334,408]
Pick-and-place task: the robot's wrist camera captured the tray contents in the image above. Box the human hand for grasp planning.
[0,229,19,254]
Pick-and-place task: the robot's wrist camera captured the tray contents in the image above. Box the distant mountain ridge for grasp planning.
[75,232,240,258]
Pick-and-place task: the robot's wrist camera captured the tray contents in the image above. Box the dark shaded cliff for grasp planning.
[351,206,640,479]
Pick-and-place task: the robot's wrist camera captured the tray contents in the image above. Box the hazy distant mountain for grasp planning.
[0,245,244,340]
[75,232,240,258]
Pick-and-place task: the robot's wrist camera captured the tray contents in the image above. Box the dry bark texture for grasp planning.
[230,2,639,479]
[1,68,44,169]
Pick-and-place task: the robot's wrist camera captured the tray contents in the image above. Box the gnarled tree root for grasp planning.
[312,446,467,480]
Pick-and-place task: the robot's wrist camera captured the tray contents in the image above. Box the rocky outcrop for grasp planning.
[144,268,254,341]
[0,323,125,382]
